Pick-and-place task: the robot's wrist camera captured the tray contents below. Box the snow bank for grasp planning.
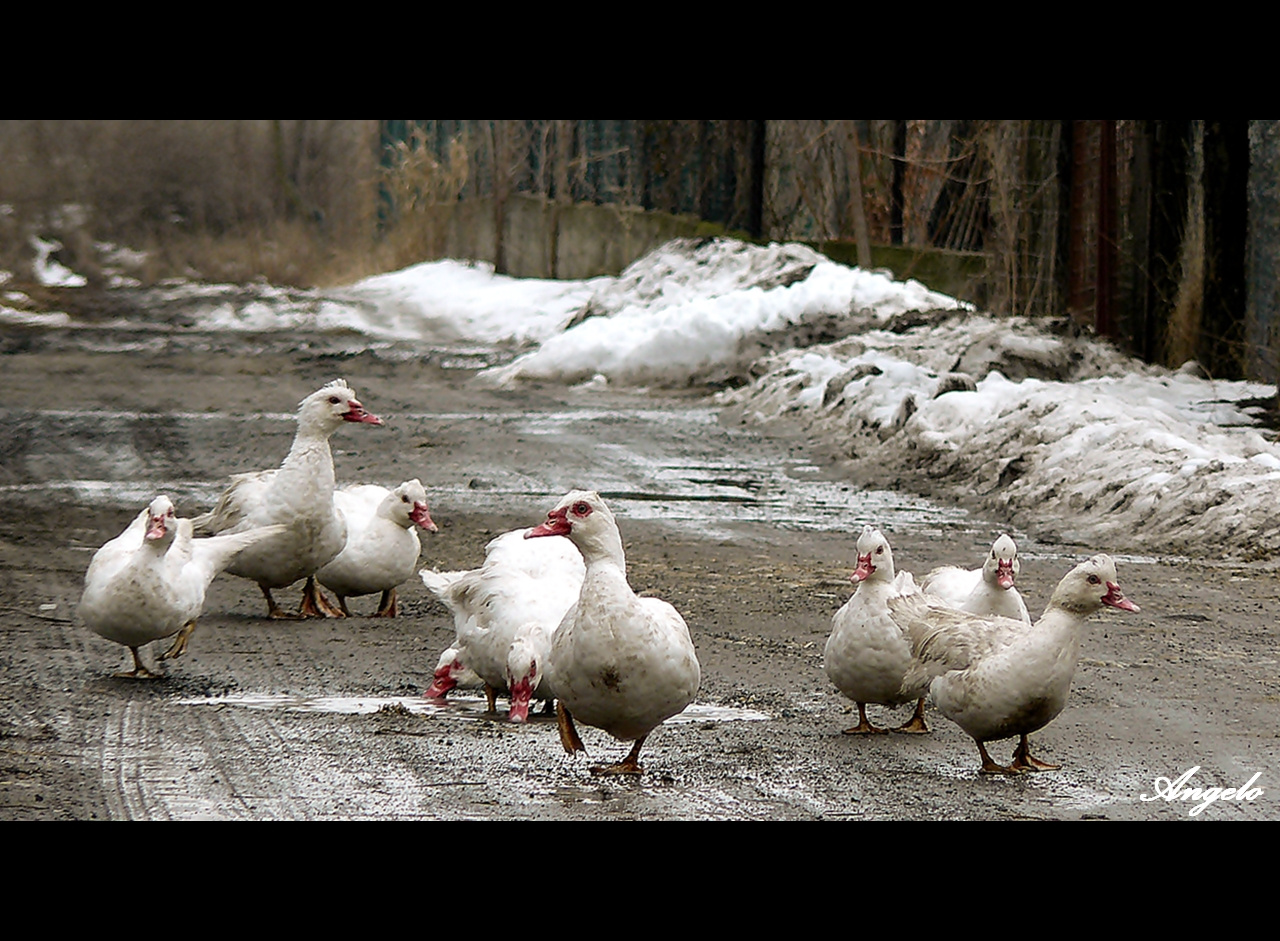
[718,313,1280,560]
[479,238,967,387]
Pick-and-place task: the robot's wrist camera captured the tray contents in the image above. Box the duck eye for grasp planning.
[401,495,409,503]
[876,546,883,554]
[328,396,341,404]
[573,502,591,516]
[1087,574,1101,585]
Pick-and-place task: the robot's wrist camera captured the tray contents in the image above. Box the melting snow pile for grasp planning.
[465,236,1280,560]
[339,260,607,345]
[716,315,1279,560]
[12,230,1280,560]
[478,238,966,387]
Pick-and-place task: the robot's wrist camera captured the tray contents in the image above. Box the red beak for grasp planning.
[1103,582,1140,612]
[508,674,534,723]
[526,507,571,538]
[342,399,383,425]
[146,515,167,541]
[996,559,1016,589]
[852,553,874,582]
[410,502,438,532]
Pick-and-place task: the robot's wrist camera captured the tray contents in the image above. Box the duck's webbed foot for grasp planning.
[1009,734,1060,772]
[373,589,398,617]
[159,619,197,660]
[299,577,346,618]
[591,737,645,776]
[977,741,1021,776]
[262,586,302,620]
[115,647,162,679]
[842,702,890,735]
[893,698,930,734]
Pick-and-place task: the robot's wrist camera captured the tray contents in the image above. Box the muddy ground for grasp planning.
[2,329,1278,820]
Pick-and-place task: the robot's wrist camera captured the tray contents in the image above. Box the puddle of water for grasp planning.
[4,321,515,368]
[4,403,985,542]
[0,478,226,506]
[174,693,771,723]
[18,409,296,423]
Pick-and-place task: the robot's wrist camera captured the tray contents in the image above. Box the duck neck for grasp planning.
[577,529,627,575]
[1035,594,1092,658]
[1042,585,1100,620]
[857,571,897,599]
[280,429,336,489]
[377,498,409,528]
[143,532,174,558]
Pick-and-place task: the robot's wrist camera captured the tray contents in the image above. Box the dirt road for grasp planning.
[2,331,1277,820]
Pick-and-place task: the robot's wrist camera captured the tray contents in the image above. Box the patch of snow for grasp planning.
[30,236,87,287]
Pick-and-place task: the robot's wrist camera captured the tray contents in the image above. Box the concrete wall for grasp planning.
[417,193,991,305]
[416,194,730,281]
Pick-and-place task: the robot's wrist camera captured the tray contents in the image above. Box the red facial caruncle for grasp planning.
[526,505,572,538]
[508,668,535,723]
[1102,581,1140,612]
[410,502,438,532]
[996,558,1016,589]
[146,507,173,541]
[424,659,462,698]
[337,394,383,425]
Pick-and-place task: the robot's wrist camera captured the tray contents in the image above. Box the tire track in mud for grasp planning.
[91,604,448,819]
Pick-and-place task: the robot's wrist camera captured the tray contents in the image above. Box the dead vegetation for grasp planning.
[0,120,386,289]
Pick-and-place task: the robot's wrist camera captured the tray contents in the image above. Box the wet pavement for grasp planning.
[1,300,1277,820]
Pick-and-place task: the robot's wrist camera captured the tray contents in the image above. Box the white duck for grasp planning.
[191,379,383,619]
[526,490,700,774]
[823,524,929,735]
[317,479,437,617]
[80,495,285,676]
[920,533,1030,624]
[420,526,584,721]
[893,553,1140,775]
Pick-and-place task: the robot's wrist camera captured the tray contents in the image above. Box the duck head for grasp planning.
[145,495,177,544]
[423,646,469,699]
[298,379,383,432]
[983,533,1020,590]
[1050,554,1140,615]
[852,525,896,584]
[388,479,437,532]
[506,629,546,723]
[525,490,623,563]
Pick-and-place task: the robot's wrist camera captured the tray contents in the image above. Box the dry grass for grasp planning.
[0,120,503,289]
[374,125,471,274]
[0,120,385,289]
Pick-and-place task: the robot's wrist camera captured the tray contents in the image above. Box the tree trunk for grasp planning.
[890,120,907,245]
[845,121,873,268]
[491,121,509,275]
[1200,120,1249,379]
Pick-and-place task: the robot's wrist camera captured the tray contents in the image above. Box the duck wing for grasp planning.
[192,470,276,535]
[919,565,980,606]
[186,520,290,588]
[891,591,1027,696]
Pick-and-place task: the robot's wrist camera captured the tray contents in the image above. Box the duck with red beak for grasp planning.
[192,379,384,619]
[526,490,700,775]
[824,524,929,736]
